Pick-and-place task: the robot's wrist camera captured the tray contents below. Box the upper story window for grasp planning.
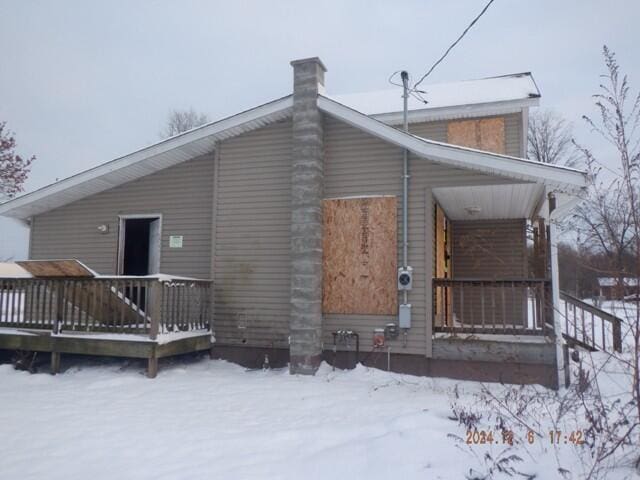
[447,117,505,155]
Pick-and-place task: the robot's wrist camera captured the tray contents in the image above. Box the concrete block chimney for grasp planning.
[289,57,326,375]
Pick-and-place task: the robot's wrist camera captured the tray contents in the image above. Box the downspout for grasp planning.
[26,217,33,260]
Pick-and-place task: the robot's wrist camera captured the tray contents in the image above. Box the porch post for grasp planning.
[289,57,326,375]
[548,193,567,389]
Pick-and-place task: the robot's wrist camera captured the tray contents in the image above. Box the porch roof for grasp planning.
[432,183,546,221]
[317,95,587,193]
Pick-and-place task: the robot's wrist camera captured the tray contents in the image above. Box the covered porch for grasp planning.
[430,182,622,355]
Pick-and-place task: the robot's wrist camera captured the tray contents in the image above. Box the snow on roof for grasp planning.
[330,72,540,118]
[598,277,639,287]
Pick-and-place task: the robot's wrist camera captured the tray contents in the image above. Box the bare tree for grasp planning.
[568,45,640,476]
[570,157,635,274]
[572,47,640,276]
[528,110,577,167]
[160,108,209,138]
[0,121,35,200]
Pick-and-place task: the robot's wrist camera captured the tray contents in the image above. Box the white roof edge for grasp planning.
[0,95,294,219]
[373,97,540,125]
[318,95,587,192]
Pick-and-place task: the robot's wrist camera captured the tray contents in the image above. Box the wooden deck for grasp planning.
[0,275,212,377]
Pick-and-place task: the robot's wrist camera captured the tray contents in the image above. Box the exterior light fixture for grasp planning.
[464,205,482,216]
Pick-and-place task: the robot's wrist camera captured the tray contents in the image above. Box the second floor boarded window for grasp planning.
[447,117,505,154]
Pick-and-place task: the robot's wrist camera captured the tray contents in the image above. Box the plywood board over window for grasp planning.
[447,117,505,154]
[322,196,398,315]
[433,204,452,327]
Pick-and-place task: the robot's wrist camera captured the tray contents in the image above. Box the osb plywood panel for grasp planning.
[17,259,95,278]
[447,117,505,154]
[434,205,452,327]
[323,196,397,315]
[435,205,447,279]
[447,120,477,150]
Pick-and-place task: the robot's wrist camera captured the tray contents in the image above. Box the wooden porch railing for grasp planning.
[560,292,623,353]
[433,278,552,336]
[0,276,212,339]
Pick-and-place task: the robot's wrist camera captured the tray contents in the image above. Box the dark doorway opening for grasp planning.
[120,217,161,276]
[123,219,151,275]
[119,217,161,311]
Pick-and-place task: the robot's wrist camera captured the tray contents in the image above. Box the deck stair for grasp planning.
[0,260,212,377]
[560,291,623,353]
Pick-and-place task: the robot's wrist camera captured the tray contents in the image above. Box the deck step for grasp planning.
[559,291,623,353]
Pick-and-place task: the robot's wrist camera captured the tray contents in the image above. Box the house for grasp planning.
[598,277,639,300]
[0,57,623,388]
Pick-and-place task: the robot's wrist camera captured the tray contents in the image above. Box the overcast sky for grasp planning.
[1,0,638,259]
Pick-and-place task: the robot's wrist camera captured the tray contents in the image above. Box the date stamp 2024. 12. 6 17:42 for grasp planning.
[466,430,585,446]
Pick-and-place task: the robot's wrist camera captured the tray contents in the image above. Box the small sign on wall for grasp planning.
[169,235,183,248]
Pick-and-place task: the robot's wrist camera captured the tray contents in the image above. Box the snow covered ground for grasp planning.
[0,303,637,479]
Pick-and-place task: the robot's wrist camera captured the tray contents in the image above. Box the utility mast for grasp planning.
[398,71,412,335]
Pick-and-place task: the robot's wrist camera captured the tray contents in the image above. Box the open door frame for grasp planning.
[117,214,163,275]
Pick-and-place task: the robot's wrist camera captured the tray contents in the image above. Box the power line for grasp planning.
[388,70,404,88]
[413,0,496,90]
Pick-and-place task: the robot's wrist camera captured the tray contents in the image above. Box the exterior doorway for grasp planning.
[118,215,161,276]
[117,215,161,311]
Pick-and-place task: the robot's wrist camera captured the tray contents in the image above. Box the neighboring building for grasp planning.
[598,277,639,300]
[1,57,619,388]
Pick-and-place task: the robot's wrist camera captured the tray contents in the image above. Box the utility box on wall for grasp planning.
[399,304,412,328]
[322,196,398,315]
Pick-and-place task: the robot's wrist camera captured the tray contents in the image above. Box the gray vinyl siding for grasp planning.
[451,219,528,278]
[209,112,525,352]
[212,120,292,348]
[410,112,524,157]
[29,154,214,278]
[26,110,527,356]
[322,115,517,355]
[450,219,528,326]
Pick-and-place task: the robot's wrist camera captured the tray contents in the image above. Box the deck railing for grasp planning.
[433,278,552,336]
[560,292,622,352]
[0,276,212,339]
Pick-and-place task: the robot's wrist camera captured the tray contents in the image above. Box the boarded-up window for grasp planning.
[322,196,397,315]
[433,204,452,327]
[447,117,505,154]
